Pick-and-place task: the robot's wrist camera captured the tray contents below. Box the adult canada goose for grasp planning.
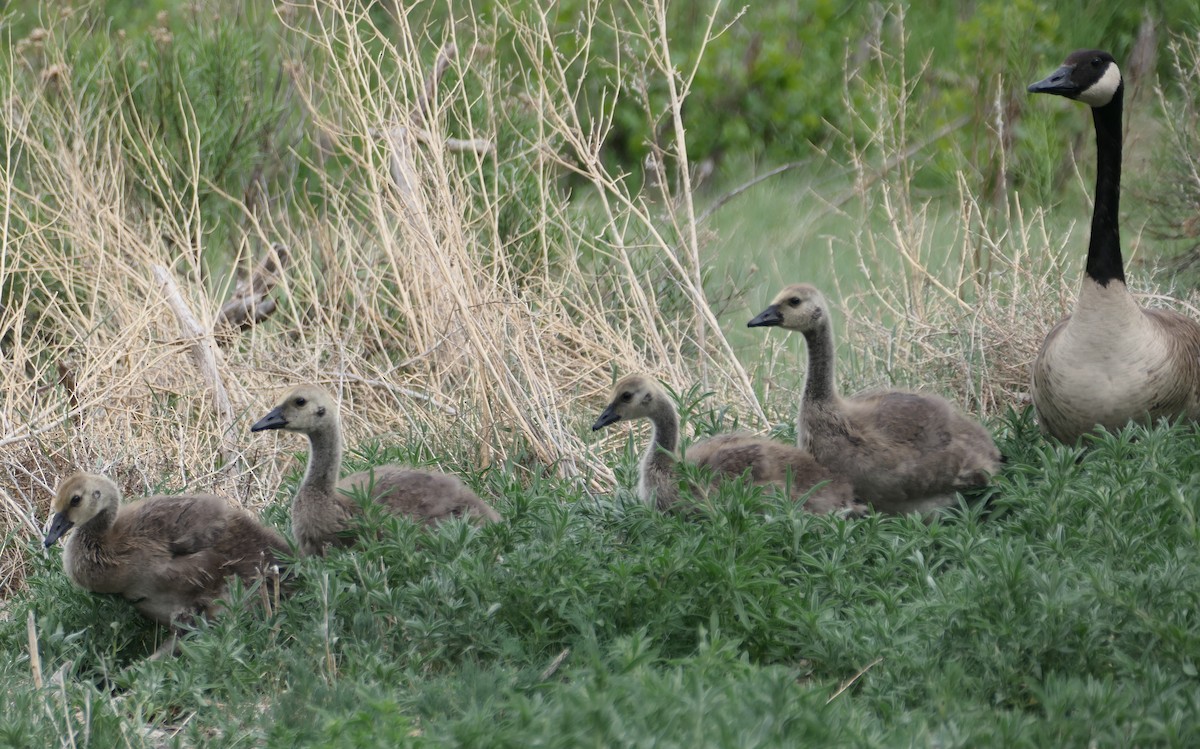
[251,383,500,557]
[43,472,288,658]
[748,284,1001,515]
[591,374,862,515]
[1027,49,1200,442]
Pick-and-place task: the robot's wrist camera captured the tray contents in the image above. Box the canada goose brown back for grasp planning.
[251,383,500,557]
[43,472,288,655]
[749,284,1001,515]
[592,374,861,515]
[1026,50,1200,442]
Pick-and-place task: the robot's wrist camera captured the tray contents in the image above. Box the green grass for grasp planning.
[5,412,1200,747]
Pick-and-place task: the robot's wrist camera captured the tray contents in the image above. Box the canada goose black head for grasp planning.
[1028,49,1122,108]
[44,472,120,548]
[748,283,827,334]
[592,374,664,431]
[251,384,337,436]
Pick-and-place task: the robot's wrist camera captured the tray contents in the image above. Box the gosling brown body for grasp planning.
[593,374,862,515]
[749,284,1001,515]
[252,384,500,557]
[44,472,288,653]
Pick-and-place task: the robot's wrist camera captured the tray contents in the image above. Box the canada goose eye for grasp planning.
[1091,57,1102,67]
[69,494,82,507]
[788,297,801,307]
[294,397,307,407]
[620,392,633,403]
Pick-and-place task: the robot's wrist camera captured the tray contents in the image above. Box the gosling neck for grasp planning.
[1084,88,1125,288]
[643,399,679,471]
[77,504,116,539]
[801,320,839,405]
[301,420,344,499]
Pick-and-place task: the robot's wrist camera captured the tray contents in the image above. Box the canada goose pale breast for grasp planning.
[251,383,500,557]
[1027,49,1200,442]
[748,283,1001,515]
[592,374,861,515]
[43,472,288,653]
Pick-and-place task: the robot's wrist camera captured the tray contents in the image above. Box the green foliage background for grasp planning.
[4,0,1200,746]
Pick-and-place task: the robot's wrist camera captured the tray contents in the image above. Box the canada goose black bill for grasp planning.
[592,405,621,430]
[747,305,783,328]
[1027,50,1121,105]
[1027,63,1080,97]
[43,512,75,548]
[251,407,290,432]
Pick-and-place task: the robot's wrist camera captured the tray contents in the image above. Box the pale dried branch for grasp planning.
[27,611,42,689]
[826,657,882,704]
[416,42,457,127]
[152,265,237,460]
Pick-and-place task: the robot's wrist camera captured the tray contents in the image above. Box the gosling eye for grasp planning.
[294,397,307,407]
[620,392,633,403]
[69,494,82,507]
[788,297,801,307]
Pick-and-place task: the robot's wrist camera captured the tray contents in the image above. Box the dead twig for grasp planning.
[152,265,237,462]
[826,656,882,704]
[27,610,43,689]
[325,372,459,417]
[539,647,570,681]
[373,42,495,201]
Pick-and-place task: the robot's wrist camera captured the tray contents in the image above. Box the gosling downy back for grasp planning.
[44,472,288,655]
[592,373,861,515]
[1026,50,1200,442]
[749,283,1001,515]
[251,383,500,557]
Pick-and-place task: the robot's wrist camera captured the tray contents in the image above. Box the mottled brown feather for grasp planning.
[593,374,863,516]
[750,284,1001,516]
[253,384,500,557]
[45,472,288,653]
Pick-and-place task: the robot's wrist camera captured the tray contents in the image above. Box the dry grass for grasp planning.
[1,2,1197,599]
[0,0,767,593]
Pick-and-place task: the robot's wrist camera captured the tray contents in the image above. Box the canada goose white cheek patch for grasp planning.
[1079,64,1121,107]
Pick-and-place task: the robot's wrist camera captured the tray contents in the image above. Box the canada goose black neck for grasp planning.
[1087,82,1124,287]
[1028,49,1126,287]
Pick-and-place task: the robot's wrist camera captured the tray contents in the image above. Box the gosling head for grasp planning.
[251,384,338,436]
[747,283,828,334]
[1027,49,1122,108]
[44,472,121,548]
[592,374,666,431]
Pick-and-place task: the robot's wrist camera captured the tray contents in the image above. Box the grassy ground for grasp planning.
[5,2,1200,746]
[4,413,1200,747]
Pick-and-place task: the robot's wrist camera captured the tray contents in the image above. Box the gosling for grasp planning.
[43,472,288,658]
[593,373,862,515]
[251,383,500,557]
[749,283,1001,515]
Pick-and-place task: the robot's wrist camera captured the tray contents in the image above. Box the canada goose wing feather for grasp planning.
[339,466,501,524]
[845,392,953,451]
[126,494,286,596]
[124,494,231,557]
[687,434,860,515]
